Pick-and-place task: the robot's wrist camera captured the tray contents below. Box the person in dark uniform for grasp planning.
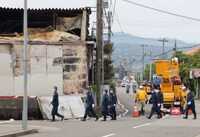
[156,87,163,118]
[126,83,130,94]
[183,87,197,119]
[109,90,118,120]
[51,86,64,121]
[101,90,109,121]
[147,87,160,119]
[82,89,98,121]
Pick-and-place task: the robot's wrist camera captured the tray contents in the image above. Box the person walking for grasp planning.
[147,87,160,119]
[180,86,187,114]
[156,87,163,118]
[51,86,64,121]
[135,85,148,115]
[82,89,98,121]
[126,84,130,94]
[109,90,118,120]
[183,86,197,119]
[101,90,109,121]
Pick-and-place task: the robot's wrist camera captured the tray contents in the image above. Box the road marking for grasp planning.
[0,119,14,124]
[133,123,151,129]
[102,133,116,137]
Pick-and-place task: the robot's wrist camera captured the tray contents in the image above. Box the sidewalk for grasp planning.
[0,121,38,137]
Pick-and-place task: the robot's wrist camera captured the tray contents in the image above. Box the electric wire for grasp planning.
[123,0,200,22]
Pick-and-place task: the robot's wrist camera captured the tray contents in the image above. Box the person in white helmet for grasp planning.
[135,85,148,115]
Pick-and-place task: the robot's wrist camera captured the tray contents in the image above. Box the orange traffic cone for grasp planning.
[170,107,181,115]
[188,109,193,115]
[132,105,140,117]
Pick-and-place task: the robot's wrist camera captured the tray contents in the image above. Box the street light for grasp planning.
[22,0,28,130]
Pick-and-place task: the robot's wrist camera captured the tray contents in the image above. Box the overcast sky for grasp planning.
[0,0,200,43]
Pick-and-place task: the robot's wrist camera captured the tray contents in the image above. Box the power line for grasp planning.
[153,48,173,58]
[153,44,200,58]
[123,0,200,22]
[112,0,117,22]
[177,44,200,50]
[115,12,124,33]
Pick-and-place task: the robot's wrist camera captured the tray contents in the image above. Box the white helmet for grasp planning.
[139,85,144,89]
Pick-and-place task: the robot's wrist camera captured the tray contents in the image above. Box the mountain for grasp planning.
[111,32,192,72]
[184,44,200,55]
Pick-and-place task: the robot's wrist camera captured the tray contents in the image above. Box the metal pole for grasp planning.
[162,40,164,58]
[196,79,199,99]
[149,64,152,82]
[149,49,152,82]
[96,0,103,106]
[108,11,112,43]
[142,45,145,81]
[158,38,168,59]
[22,0,28,130]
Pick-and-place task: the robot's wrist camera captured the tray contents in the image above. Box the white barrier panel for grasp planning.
[38,96,85,120]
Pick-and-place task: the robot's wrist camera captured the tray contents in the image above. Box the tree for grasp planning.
[174,51,200,93]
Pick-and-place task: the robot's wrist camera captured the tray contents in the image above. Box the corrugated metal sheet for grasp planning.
[0,0,95,9]
[0,7,91,16]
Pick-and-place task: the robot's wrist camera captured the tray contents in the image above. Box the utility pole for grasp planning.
[108,11,112,43]
[149,49,152,82]
[141,45,145,81]
[22,0,28,130]
[96,0,103,106]
[174,39,177,56]
[158,38,168,59]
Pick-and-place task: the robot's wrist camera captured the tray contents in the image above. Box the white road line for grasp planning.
[0,119,14,124]
[102,133,116,137]
[133,123,151,129]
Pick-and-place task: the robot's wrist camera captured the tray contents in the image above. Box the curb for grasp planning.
[0,129,38,137]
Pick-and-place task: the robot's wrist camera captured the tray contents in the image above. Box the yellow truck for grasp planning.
[154,58,185,108]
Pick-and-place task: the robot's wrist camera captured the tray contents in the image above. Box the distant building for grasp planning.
[0,7,95,96]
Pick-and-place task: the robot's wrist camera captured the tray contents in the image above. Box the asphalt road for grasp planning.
[19,87,200,137]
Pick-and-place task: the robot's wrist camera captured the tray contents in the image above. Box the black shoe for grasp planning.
[81,118,86,121]
[183,117,188,119]
[147,116,151,119]
[61,116,64,121]
[193,117,197,120]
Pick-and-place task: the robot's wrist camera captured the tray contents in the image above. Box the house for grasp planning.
[0,7,95,96]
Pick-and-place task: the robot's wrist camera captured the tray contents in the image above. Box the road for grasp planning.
[18,87,200,137]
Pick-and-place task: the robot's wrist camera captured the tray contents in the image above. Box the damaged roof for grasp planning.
[0,7,91,17]
[0,0,95,9]
[0,7,91,36]
[0,30,80,43]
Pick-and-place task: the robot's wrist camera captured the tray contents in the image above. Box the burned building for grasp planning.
[0,7,95,96]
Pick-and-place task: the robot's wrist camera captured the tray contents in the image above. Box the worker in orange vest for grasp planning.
[135,85,148,115]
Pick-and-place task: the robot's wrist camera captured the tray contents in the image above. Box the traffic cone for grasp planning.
[132,105,140,117]
[188,109,193,115]
[170,107,181,115]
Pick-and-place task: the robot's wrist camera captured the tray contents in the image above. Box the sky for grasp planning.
[0,0,200,43]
